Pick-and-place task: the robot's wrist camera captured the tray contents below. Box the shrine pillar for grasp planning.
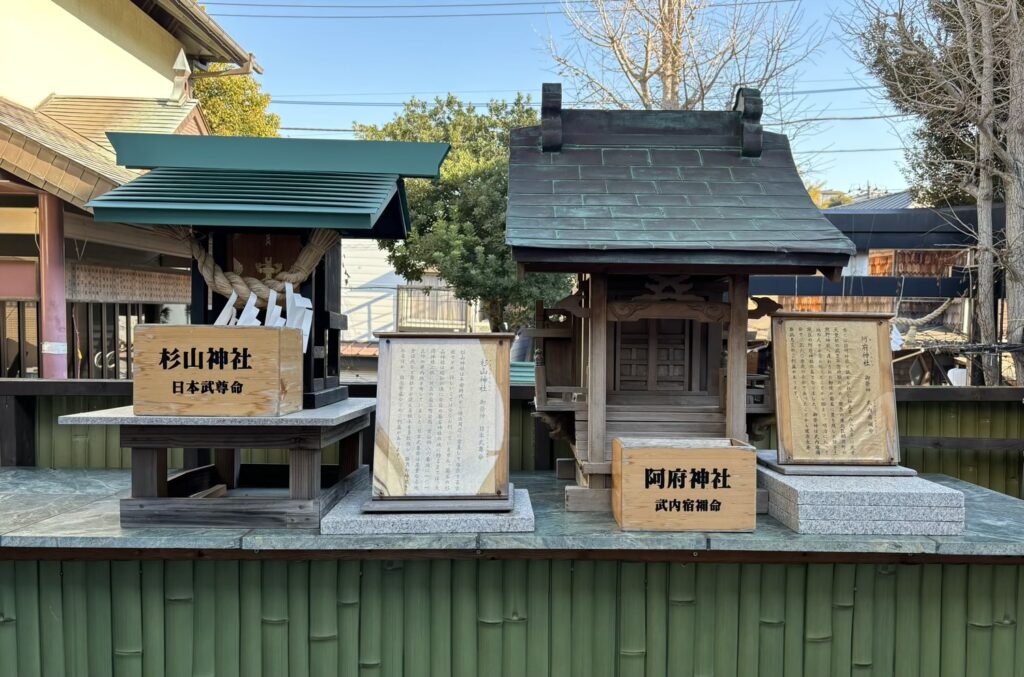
[38,193,67,379]
[726,274,748,440]
[587,273,608,463]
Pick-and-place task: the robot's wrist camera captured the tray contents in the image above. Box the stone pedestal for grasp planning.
[322,474,535,535]
[758,466,965,535]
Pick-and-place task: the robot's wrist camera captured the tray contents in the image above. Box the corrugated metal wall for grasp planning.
[0,559,1022,677]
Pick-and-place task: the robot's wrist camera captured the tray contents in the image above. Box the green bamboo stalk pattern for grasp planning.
[0,560,1022,675]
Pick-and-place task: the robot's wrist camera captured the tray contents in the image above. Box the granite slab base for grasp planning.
[322,485,534,535]
[758,466,965,535]
[362,484,516,513]
[757,450,916,476]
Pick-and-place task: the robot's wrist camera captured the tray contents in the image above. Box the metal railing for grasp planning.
[395,286,474,333]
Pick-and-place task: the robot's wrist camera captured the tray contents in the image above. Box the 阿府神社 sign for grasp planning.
[612,439,756,531]
[132,325,303,417]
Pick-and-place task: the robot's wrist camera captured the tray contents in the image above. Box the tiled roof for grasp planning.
[38,96,203,154]
[510,361,536,386]
[0,97,138,187]
[341,341,380,358]
[828,190,915,211]
[506,88,855,267]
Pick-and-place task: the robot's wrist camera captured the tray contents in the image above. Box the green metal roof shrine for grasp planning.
[87,133,450,236]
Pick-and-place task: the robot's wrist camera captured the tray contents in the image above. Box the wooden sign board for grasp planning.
[133,325,303,417]
[772,313,899,464]
[372,333,512,499]
[612,438,756,531]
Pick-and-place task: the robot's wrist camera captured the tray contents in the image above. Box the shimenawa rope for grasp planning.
[170,226,339,308]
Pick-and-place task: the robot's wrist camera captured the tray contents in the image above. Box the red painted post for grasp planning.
[38,193,67,379]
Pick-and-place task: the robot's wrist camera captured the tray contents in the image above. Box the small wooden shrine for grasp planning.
[65,132,449,527]
[90,133,449,409]
[507,84,856,509]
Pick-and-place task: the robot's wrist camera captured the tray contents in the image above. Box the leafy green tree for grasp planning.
[192,64,280,137]
[354,96,572,331]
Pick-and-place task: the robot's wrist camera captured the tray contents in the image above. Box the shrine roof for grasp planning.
[506,85,855,271]
[87,133,449,237]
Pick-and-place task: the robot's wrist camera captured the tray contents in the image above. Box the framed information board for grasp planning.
[372,333,512,499]
[771,313,899,465]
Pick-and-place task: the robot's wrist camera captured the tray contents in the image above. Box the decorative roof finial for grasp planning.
[733,87,763,158]
[541,83,562,152]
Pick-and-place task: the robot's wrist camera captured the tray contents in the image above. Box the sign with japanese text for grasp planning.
[612,439,756,531]
[132,325,302,417]
[372,333,512,499]
[772,313,899,464]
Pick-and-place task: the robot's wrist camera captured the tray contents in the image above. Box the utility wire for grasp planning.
[205,0,589,6]
[269,86,883,107]
[280,114,908,132]
[209,0,796,18]
[793,147,903,153]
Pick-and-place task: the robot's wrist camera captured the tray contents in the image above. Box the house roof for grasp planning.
[87,133,450,237]
[0,95,213,210]
[37,96,205,154]
[507,85,855,271]
[0,97,137,207]
[828,190,915,211]
[134,0,258,70]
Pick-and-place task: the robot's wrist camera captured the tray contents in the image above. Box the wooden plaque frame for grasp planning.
[372,332,512,500]
[771,312,899,465]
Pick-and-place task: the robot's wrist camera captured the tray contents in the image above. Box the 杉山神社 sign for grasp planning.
[132,325,303,417]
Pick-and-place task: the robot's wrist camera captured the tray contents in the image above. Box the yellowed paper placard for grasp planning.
[772,315,899,464]
[372,334,510,498]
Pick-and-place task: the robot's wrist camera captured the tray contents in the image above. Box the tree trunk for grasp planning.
[976,0,999,385]
[1005,8,1024,382]
[484,300,505,332]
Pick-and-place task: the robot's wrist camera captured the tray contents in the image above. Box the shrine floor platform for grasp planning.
[0,469,1022,560]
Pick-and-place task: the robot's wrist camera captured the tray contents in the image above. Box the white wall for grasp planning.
[341,240,404,342]
[2,0,184,107]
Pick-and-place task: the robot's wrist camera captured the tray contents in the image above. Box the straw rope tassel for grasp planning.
[171,226,339,308]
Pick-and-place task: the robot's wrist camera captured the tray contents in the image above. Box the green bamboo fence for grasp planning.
[1,559,1023,676]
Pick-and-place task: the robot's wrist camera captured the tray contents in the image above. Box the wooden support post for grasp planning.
[131,448,168,498]
[338,431,361,478]
[726,275,749,441]
[289,449,322,500]
[38,193,67,378]
[588,274,608,462]
[0,395,35,466]
[533,413,553,470]
[214,448,241,489]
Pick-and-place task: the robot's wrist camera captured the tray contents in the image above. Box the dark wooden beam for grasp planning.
[750,274,969,298]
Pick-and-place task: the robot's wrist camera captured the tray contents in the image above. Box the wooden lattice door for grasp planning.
[614,319,691,391]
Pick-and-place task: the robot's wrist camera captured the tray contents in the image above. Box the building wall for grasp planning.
[2,0,184,108]
[341,239,405,343]
[0,559,1020,676]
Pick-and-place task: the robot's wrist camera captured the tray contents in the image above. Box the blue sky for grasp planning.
[208,0,910,194]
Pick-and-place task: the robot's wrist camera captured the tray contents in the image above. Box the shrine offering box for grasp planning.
[132,325,303,417]
[771,313,899,465]
[612,438,756,531]
[372,333,511,500]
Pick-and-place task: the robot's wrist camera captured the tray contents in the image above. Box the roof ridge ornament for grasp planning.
[541,82,562,152]
[733,87,763,158]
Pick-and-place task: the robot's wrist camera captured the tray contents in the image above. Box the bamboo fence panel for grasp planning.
[0,560,1023,675]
